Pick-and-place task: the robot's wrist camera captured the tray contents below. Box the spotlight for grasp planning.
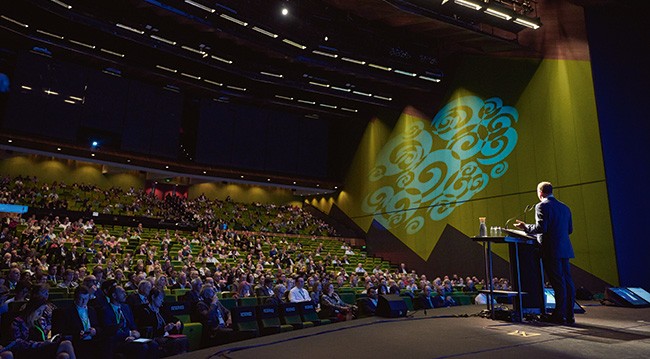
[91,141,98,147]
[281,8,288,16]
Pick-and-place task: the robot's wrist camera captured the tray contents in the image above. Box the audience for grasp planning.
[0,175,496,355]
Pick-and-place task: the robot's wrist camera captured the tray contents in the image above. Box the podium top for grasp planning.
[471,235,534,245]
[502,228,537,241]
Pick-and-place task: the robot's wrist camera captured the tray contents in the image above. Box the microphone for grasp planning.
[504,204,535,228]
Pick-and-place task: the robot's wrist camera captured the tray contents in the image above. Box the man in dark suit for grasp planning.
[417,286,435,310]
[255,277,274,298]
[357,287,378,316]
[516,181,575,325]
[101,285,159,358]
[127,280,152,310]
[58,285,109,358]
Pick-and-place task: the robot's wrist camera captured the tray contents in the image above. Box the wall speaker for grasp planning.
[605,287,650,307]
[376,294,407,318]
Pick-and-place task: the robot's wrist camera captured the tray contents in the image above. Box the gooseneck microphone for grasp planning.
[504,204,535,229]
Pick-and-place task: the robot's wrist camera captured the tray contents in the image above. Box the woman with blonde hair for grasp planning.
[9,298,76,359]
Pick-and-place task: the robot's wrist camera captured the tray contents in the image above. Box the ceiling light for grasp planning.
[36,29,64,39]
[21,85,32,90]
[309,81,329,88]
[64,100,75,104]
[419,75,442,82]
[341,57,366,65]
[368,63,392,71]
[226,85,246,91]
[181,45,203,54]
[100,48,125,57]
[331,86,351,92]
[394,69,417,77]
[184,0,216,13]
[44,90,59,95]
[261,71,283,78]
[252,26,278,38]
[373,95,392,101]
[352,91,372,97]
[116,23,144,34]
[220,14,248,26]
[210,55,233,64]
[203,79,223,86]
[319,103,337,109]
[181,72,201,80]
[485,8,512,20]
[69,96,83,101]
[514,17,540,29]
[156,65,177,73]
[150,35,177,45]
[51,0,72,9]
[312,50,338,58]
[275,95,293,101]
[102,68,122,77]
[69,39,95,49]
[91,153,96,157]
[341,107,358,113]
[1,15,29,28]
[7,139,12,143]
[454,0,482,10]
[281,8,289,16]
[282,39,307,50]
[57,148,61,151]
[298,99,316,105]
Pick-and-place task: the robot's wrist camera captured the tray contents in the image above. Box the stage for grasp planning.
[174,302,650,359]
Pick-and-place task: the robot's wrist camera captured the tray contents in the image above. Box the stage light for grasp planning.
[454,0,482,10]
[281,8,289,16]
[485,8,512,20]
[91,141,98,147]
[514,17,540,29]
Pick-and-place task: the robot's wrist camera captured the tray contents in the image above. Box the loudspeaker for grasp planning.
[605,287,650,307]
[544,288,586,314]
[376,294,408,318]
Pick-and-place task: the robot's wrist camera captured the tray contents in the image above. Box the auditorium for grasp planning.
[0,1,649,358]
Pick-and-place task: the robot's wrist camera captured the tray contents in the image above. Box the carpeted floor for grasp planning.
[172,302,650,359]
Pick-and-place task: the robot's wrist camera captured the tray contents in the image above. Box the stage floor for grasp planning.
[174,302,650,359]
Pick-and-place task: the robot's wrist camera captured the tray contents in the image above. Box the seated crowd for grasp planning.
[0,176,336,237]
[0,175,507,357]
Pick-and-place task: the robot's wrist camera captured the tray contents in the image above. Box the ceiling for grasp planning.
[0,0,599,190]
[0,0,554,119]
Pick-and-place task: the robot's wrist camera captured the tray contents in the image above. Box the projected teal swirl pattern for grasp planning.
[363,96,518,234]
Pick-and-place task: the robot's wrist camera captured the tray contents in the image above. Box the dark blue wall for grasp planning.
[587,5,650,289]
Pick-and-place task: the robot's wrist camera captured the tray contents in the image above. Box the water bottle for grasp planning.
[479,217,487,237]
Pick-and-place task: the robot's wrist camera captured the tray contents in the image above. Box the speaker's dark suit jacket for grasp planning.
[525,196,574,259]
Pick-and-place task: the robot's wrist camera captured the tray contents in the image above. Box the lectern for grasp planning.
[473,229,544,322]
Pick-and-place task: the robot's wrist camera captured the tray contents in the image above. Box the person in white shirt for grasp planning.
[354,263,366,274]
[288,277,310,303]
